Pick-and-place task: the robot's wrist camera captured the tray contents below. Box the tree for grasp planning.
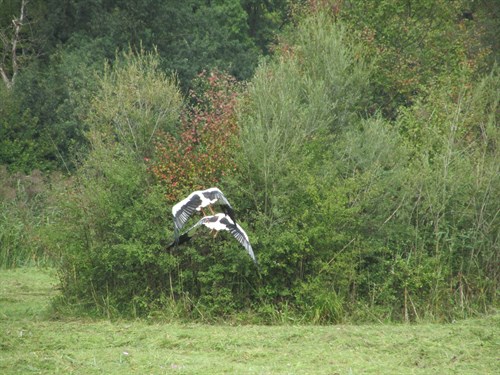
[0,0,29,88]
[338,0,490,117]
[242,0,289,54]
[86,47,182,159]
[37,0,266,86]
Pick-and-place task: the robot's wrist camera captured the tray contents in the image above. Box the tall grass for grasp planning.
[0,167,55,268]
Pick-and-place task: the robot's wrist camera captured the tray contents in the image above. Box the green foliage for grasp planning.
[229,11,373,321]
[295,275,345,324]
[238,12,371,217]
[390,68,500,319]
[339,0,492,117]
[50,148,172,317]
[0,86,42,172]
[150,70,241,201]
[1,0,290,172]
[157,0,261,84]
[86,47,182,158]
[242,0,289,54]
[0,167,54,268]
[2,2,498,323]
[0,35,107,172]
[37,0,269,84]
[233,10,498,322]
[47,50,182,316]
[471,0,500,67]
[315,67,499,321]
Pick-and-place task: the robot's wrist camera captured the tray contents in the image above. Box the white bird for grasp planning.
[172,187,235,241]
[168,213,257,266]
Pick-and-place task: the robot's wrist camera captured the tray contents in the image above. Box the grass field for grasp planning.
[0,268,498,374]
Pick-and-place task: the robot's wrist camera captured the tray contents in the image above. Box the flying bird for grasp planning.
[172,187,236,241]
[167,213,257,266]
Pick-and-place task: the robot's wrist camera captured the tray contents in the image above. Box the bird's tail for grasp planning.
[166,232,192,250]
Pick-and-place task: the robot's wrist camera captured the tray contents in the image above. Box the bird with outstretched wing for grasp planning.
[166,213,257,266]
[171,187,236,242]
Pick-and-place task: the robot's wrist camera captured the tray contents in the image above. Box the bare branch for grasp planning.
[0,66,11,87]
[0,0,29,88]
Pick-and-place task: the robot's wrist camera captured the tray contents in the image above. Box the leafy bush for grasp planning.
[86,47,182,158]
[237,11,371,218]
[48,49,183,317]
[389,67,500,319]
[50,146,173,316]
[230,11,372,319]
[147,70,259,319]
[231,11,498,322]
[0,85,46,172]
[49,50,260,319]
[150,70,241,201]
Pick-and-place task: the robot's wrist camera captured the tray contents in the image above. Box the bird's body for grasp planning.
[170,213,257,266]
[172,187,235,240]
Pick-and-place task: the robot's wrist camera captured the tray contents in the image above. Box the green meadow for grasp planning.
[1,268,498,374]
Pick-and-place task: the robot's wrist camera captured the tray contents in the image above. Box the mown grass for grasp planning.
[0,268,498,374]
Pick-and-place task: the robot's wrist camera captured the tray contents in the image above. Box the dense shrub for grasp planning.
[238,12,371,218]
[231,12,499,322]
[147,70,257,319]
[230,12,373,322]
[49,146,174,316]
[150,70,241,201]
[388,68,500,319]
[85,48,182,159]
[0,85,47,172]
[47,50,183,316]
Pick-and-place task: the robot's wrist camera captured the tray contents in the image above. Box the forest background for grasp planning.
[0,0,498,323]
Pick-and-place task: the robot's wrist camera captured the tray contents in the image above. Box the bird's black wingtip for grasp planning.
[222,205,237,223]
[165,231,192,252]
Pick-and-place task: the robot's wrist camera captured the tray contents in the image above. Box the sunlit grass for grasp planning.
[0,268,498,374]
